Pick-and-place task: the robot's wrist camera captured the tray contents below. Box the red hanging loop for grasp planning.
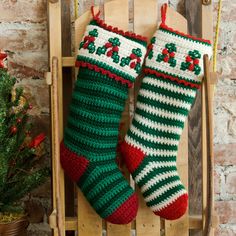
[91,6,101,20]
[161,3,168,25]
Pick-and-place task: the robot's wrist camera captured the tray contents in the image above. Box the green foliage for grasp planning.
[0,69,49,213]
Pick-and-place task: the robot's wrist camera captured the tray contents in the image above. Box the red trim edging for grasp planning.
[75,60,133,88]
[160,23,211,45]
[144,67,201,89]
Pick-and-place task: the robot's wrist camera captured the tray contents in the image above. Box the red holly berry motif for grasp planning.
[96,37,120,63]
[181,50,201,75]
[79,29,98,53]
[120,48,142,73]
[156,43,177,67]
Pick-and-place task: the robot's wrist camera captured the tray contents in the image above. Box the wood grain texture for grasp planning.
[61,0,75,225]
[48,0,65,235]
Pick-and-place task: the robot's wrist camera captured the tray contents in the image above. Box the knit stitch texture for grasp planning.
[60,8,147,224]
[120,4,212,220]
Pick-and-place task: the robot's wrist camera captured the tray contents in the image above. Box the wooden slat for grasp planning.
[61,0,75,226]
[201,3,214,236]
[63,215,212,231]
[133,0,157,39]
[164,6,189,236]
[74,8,103,236]
[62,57,75,67]
[48,1,65,235]
[77,190,103,236]
[103,1,130,235]
[133,1,160,235]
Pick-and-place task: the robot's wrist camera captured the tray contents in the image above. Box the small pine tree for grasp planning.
[0,62,49,214]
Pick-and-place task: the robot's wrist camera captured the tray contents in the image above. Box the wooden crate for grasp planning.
[47,0,218,235]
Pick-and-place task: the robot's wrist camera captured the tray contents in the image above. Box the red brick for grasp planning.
[214,170,221,194]
[215,201,236,224]
[215,227,236,236]
[225,171,236,194]
[214,143,236,165]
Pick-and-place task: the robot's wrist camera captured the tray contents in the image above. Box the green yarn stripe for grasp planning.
[144,73,197,92]
[79,165,118,192]
[97,185,134,218]
[64,138,117,161]
[146,184,186,207]
[68,116,118,136]
[127,130,178,151]
[135,108,185,128]
[141,83,195,103]
[137,95,189,115]
[142,175,181,197]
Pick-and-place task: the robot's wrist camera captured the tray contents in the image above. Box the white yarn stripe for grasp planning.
[142,76,196,98]
[134,113,183,135]
[144,180,183,202]
[129,125,179,146]
[125,135,178,157]
[134,163,177,184]
[137,102,186,122]
[141,171,179,193]
[139,88,192,110]
[149,189,187,211]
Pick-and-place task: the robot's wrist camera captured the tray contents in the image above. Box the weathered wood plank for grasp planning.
[61,1,75,229]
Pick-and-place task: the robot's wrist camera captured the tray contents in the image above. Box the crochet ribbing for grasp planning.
[120,4,212,220]
[60,7,147,224]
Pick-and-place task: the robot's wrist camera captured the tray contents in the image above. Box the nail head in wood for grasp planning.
[202,0,211,5]
[49,0,59,3]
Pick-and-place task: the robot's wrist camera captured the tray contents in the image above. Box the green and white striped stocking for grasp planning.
[121,4,212,220]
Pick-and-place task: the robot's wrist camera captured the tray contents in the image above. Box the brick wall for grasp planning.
[0,0,235,235]
[213,0,236,235]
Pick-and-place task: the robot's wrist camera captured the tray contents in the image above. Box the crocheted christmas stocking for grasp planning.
[60,7,147,224]
[120,4,212,220]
